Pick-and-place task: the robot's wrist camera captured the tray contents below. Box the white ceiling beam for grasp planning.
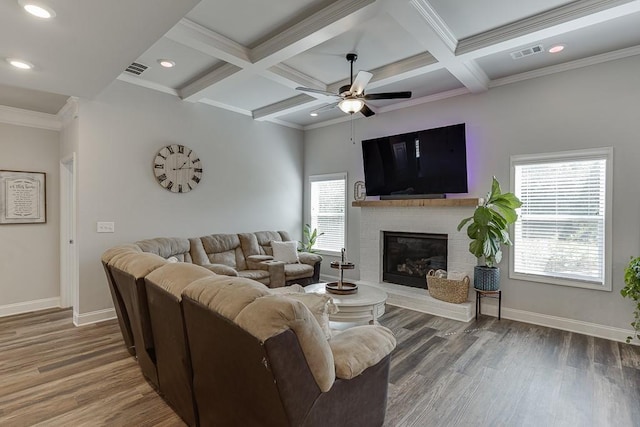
[265,64,328,92]
[253,94,326,121]
[387,0,489,93]
[456,0,640,59]
[250,0,377,65]
[180,63,242,101]
[165,18,251,67]
[179,0,379,102]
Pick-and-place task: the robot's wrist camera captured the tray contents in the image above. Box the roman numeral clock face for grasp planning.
[153,144,202,193]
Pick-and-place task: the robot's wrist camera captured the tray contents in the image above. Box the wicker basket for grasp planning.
[426,270,470,304]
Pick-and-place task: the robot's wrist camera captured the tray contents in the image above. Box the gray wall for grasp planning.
[0,123,60,306]
[304,55,640,330]
[66,80,304,314]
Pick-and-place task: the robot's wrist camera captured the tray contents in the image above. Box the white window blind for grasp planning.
[510,148,612,290]
[310,174,346,254]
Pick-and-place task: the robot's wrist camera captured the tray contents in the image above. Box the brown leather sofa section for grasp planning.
[145,263,215,426]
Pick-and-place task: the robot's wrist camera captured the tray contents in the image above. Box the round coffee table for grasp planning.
[305,283,388,325]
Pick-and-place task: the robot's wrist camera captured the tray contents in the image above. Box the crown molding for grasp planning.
[57,97,79,125]
[0,105,62,131]
[267,63,327,91]
[409,0,458,51]
[266,117,304,130]
[457,0,637,56]
[490,44,640,88]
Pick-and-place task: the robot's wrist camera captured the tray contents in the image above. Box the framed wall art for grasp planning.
[0,170,46,224]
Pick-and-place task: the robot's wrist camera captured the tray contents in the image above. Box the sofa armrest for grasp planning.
[298,252,322,266]
[260,260,285,288]
[329,325,396,380]
[202,263,239,276]
[246,255,273,269]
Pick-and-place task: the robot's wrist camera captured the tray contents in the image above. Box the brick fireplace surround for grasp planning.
[354,199,480,321]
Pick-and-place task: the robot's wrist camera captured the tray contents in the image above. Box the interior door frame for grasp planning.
[60,153,78,318]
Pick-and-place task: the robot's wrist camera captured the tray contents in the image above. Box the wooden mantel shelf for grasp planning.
[352,198,482,208]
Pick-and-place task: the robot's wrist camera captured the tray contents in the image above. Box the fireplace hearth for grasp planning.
[382,231,447,289]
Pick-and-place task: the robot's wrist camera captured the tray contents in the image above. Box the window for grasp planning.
[309,173,347,254]
[510,148,612,291]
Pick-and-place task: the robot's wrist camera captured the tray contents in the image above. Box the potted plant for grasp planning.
[299,224,324,253]
[457,177,522,290]
[621,256,640,343]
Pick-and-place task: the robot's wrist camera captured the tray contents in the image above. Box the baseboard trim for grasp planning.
[0,297,60,317]
[320,274,636,344]
[479,302,637,345]
[73,308,117,326]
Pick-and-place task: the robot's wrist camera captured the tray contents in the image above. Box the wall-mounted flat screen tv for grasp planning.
[361,123,468,198]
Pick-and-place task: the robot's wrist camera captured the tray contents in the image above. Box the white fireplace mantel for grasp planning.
[354,201,479,322]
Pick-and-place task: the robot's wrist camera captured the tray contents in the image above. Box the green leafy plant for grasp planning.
[457,177,522,267]
[621,256,640,343]
[299,224,324,253]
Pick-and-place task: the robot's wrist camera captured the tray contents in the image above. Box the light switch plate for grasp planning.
[97,221,115,233]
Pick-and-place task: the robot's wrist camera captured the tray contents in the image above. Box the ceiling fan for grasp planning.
[296,53,412,118]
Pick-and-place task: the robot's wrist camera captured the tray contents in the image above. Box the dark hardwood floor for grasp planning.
[1,306,638,426]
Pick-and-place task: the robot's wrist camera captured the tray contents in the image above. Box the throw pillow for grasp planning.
[282,292,338,340]
[167,256,179,263]
[271,240,299,263]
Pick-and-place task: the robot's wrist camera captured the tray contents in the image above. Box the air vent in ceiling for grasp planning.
[125,62,148,75]
[510,44,544,60]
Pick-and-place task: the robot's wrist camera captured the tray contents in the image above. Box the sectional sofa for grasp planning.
[101,231,397,426]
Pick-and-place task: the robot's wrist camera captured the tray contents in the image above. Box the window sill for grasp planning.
[509,271,611,292]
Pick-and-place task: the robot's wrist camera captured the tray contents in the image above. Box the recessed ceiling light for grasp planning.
[310,112,318,117]
[19,1,56,19]
[549,44,565,54]
[7,58,34,70]
[158,59,175,68]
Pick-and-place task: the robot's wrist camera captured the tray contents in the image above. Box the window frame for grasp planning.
[509,147,613,291]
[308,172,347,256]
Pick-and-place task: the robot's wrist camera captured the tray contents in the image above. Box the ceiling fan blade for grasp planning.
[295,86,339,98]
[360,103,376,117]
[310,102,339,115]
[364,91,412,100]
[350,71,373,95]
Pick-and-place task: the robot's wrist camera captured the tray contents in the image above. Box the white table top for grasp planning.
[304,283,388,307]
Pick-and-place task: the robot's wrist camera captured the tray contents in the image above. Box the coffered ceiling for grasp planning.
[2,0,640,129]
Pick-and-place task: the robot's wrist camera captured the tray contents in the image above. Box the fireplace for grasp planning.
[382,231,447,289]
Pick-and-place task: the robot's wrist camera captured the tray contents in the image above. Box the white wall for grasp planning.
[0,122,60,310]
[304,55,640,331]
[68,80,304,315]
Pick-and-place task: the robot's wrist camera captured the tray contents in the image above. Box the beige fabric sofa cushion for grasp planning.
[270,293,337,340]
[109,251,167,279]
[200,234,247,270]
[283,263,314,281]
[145,263,215,299]
[329,325,396,380]
[182,275,270,320]
[136,237,193,263]
[101,244,141,264]
[236,295,336,392]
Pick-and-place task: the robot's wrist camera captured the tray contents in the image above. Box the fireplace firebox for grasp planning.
[382,231,447,289]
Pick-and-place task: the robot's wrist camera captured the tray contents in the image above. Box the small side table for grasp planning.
[475,288,502,320]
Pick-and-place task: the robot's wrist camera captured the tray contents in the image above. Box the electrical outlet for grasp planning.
[97,221,115,233]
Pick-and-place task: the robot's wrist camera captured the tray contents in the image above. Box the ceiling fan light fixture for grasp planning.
[338,98,364,114]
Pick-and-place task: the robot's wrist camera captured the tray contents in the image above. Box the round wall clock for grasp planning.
[153,144,202,193]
